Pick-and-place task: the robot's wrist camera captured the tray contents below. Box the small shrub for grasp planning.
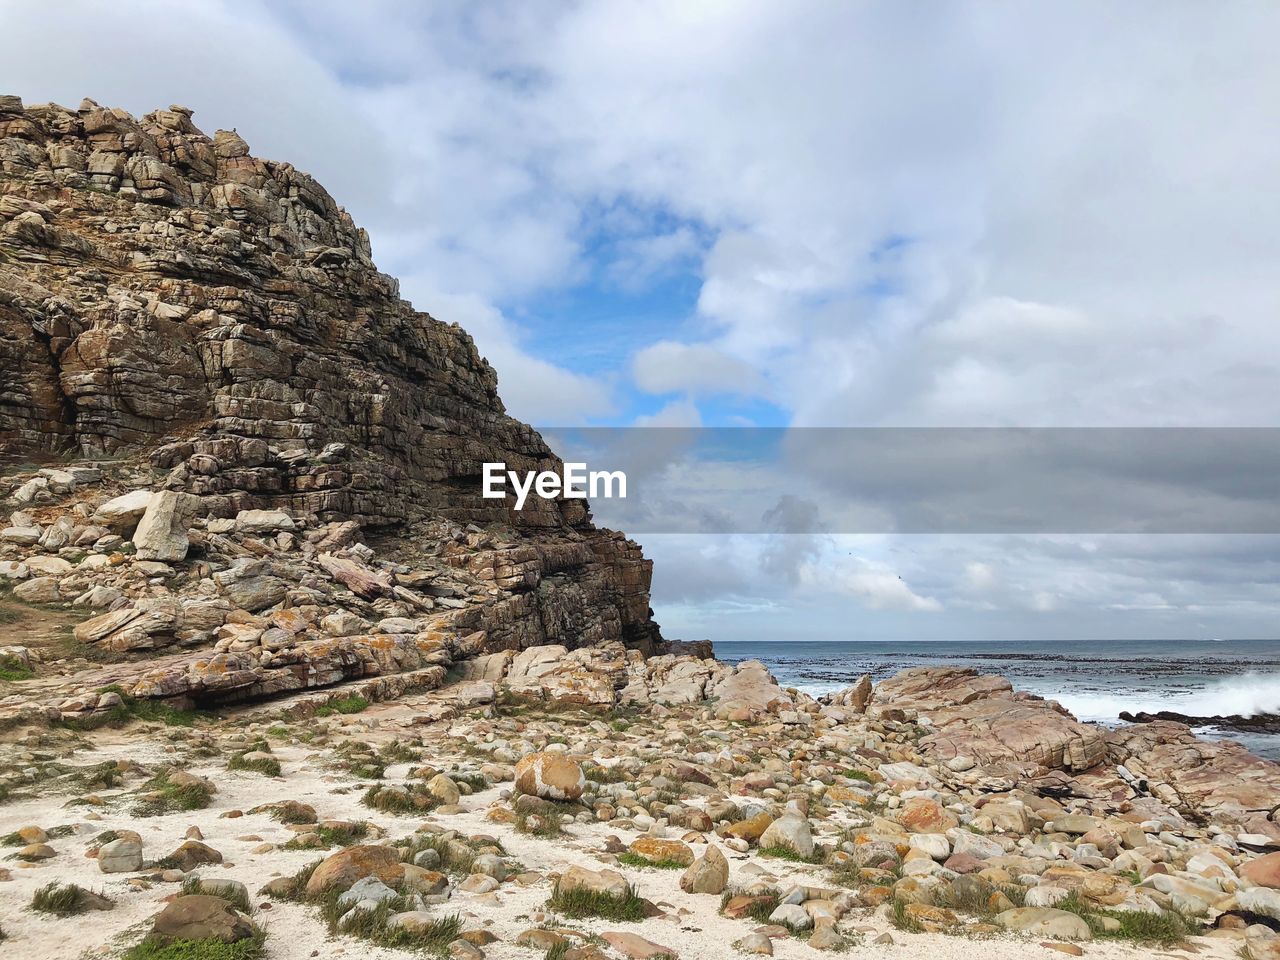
[333,742,386,779]
[891,898,925,933]
[268,803,315,825]
[309,884,461,951]
[378,741,421,764]
[584,764,628,784]
[74,760,123,789]
[271,860,321,901]
[720,889,780,924]
[452,771,487,792]
[1055,891,1190,946]
[400,833,483,876]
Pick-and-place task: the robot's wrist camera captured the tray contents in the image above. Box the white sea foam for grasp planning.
[1047,672,1280,723]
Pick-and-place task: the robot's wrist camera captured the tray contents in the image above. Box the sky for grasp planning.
[4,0,1280,641]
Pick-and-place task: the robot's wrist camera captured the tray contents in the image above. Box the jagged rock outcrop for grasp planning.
[868,666,1108,774]
[0,95,660,717]
[1106,720,1280,832]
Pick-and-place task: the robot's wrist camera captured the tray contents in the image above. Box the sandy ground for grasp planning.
[0,711,1246,960]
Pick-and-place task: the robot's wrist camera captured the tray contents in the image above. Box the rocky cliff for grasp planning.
[0,95,659,715]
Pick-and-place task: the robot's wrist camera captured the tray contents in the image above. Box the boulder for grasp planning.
[93,490,154,529]
[725,812,774,843]
[680,844,729,894]
[996,907,1093,940]
[1243,852,1280,890]
[162,840,223,871]
[305,844,405,896]
[557,865,630,899]
[426,774,461,806]
[628,836,694,866]
[235,509,296,533]
[1240,887,1280,921]
[133,491,201,561]
[758,814,814,858]
[871,667,1106,772]
[515,752,584,802]
[150,895,258,944]
[601,931,679,959]
[899,797,957,834]
[98,836,144,873]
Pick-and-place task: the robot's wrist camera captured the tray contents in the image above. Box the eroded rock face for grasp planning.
[0,96,663,718]
[0,96,657,631]
[1105,720,1280,823]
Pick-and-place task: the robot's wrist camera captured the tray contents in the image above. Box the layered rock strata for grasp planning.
[0,94,660,716]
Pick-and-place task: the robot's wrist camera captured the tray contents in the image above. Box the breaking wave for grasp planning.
[1049,673,1280,723]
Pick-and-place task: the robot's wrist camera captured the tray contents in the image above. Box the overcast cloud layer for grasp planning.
[5,0,1279,640]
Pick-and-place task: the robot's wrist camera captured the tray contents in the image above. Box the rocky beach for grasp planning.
[2,96,1280,960]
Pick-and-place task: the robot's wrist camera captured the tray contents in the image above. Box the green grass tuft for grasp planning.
[31,882,94,916]
[719,889,780,924]
[547,880,647,922]
[515,809,565,838]
[316,695,369,716]
[180,877,252,914]
[122,933,266,960]
[1054,891,1190,946]
[584,764,629,784]
[0,653,33,680]
[362,783,441,815]
[228,753,282,777]
[617,852,688,870]
[759,844,826,864]
[55,686,203,730]
[132,771,214,817]
[285,822,368,850]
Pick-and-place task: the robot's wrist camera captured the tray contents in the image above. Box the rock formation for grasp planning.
[0,95,660,718]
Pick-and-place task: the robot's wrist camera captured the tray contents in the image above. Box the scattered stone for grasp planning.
[150,895,258,944]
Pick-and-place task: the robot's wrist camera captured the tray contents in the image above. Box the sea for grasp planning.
[716,638,1280,760]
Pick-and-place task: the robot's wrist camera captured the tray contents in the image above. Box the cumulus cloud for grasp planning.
[803,557,943,613]
[632,342,769,399]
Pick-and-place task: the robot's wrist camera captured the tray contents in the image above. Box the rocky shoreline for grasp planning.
[2,650,1280,960]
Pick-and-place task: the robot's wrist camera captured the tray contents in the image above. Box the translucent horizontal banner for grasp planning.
[528,427,1280,534]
